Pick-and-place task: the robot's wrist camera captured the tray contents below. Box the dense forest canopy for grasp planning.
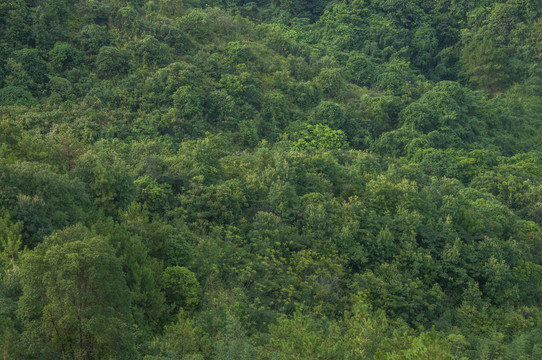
[1,0,542,358]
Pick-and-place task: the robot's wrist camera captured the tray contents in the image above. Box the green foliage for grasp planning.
[145,311,211,359]
[172,86,203,120]
[92,217,168,331]
[95,46,130,78]
[134,35,171,67]
[135,175,175,213]
[49,42,82,73]
[1,0,541,358]
[18,225,137,359]
[461,35,511,92]
[259,91,290,139]
[73,151,136,216]
[0,213,24,274]
[9,48,48,93]
[346,52,378,87]
[114,5,138,34]
[162,266,200,311]
[262,312,347,359]
[0,161,88,247]
[293,124,349,151]
[78,24,110,56]
[0,86,37,107]
[314,68,346,98]
[312,101,345,129]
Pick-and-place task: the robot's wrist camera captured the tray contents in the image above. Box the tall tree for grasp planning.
[461,34,510,93]
[17,225,137,359]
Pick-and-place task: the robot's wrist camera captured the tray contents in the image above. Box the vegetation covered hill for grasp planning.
[1,0,542,358]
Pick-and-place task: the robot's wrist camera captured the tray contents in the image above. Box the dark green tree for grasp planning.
[17,225,137,359]
[461,34,510,93]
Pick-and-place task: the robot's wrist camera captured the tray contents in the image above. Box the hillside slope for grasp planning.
[1,0,542,358]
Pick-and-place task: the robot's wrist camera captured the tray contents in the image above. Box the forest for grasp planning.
[0,0,542,358]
